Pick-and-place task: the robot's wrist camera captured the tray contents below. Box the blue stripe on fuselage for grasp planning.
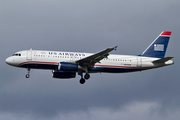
[19,63,146,73]
[90,67,144,73]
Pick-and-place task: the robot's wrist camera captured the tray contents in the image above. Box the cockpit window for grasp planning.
[12,53,21,56]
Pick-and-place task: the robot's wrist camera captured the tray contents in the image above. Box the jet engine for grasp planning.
[58,62,82,72]
[52,70,76,79]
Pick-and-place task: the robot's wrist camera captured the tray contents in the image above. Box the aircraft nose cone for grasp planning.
[5,57,16,66]
[5,57,19,67]
[5,57,11,65]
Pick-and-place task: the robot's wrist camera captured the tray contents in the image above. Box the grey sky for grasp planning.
[1,0,180,120]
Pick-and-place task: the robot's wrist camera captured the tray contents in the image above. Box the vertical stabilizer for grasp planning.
[140,31,171,58]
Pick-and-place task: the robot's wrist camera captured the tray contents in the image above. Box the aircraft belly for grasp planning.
[102,67,143,73]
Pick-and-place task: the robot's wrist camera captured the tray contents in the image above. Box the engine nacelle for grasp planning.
[58,62,82,72]
[52,70,76,79]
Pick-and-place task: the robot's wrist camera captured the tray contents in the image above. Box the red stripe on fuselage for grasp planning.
[18,61,59,67]
[94,65,148,69]
[18,61,150,70]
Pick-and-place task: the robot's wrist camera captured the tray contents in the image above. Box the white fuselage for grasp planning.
[5,31,174,84]
[5,50,173,73]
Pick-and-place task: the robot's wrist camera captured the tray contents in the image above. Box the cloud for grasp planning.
[1,102,180,120]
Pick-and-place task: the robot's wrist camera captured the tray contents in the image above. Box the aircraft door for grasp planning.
[137,57,142,67]
[26,49,32,60]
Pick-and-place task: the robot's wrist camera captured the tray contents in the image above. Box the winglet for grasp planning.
[113,46,118,51]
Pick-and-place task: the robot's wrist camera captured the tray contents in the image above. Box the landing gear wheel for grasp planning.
[84,73,90,80]
[26,68,30,78]
[80,78,85,84]
[26,74,30,78]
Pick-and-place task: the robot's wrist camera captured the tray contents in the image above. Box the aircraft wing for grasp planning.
[76,46,117,66]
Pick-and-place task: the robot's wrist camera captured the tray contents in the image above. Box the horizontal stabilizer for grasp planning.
[152,57,174,63]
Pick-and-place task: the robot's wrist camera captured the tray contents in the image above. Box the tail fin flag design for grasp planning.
[140,31,171,58]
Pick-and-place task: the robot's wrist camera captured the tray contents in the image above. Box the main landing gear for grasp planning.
[79,73,90,84]
[26,68,30,78]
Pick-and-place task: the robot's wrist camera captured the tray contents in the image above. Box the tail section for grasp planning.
[140,31,171,58]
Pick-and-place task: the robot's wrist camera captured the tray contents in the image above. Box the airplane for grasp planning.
[5,31,174,84]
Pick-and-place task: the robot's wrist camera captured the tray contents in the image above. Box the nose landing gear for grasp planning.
[26,68,30,78]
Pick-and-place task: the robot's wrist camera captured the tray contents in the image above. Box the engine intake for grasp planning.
[52,70,76,79]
